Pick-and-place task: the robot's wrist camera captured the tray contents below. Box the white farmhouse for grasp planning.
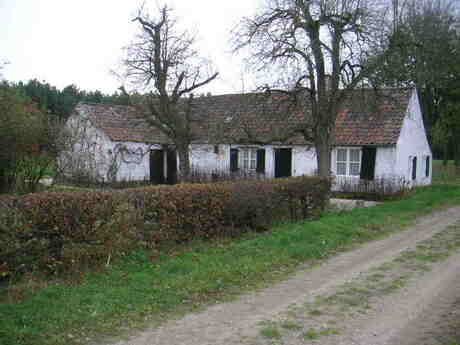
[60,88,432,187]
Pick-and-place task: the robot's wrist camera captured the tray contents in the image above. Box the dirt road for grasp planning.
[109,206,460,345]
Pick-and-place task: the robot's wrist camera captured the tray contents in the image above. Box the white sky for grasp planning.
[0,0,260,95]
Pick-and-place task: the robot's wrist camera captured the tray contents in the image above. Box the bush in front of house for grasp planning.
[0,191,140,277]
[274,176,331,219]
[0,176,330,277]
[126,176,330,243]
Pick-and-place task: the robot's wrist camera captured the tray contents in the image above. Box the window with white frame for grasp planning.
[240,148,257,170]
[336,148,361,176]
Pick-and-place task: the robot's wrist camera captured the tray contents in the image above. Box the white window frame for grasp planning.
[239,148,257,171]
[336,148,362,177]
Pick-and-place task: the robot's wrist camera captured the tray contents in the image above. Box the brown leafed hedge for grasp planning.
[0,176,330,277]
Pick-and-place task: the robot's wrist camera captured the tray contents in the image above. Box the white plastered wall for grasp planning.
[188,144,317,178]
[113,141,162,181]
[59,114,115,182]
[61,111,164,182]
[189,144,228,172]
[395,90,432,186]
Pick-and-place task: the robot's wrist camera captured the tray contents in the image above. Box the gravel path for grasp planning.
[108,206,460,345]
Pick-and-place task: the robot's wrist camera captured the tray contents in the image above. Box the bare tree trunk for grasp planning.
[315,127,332,178]
[177,143,191,182]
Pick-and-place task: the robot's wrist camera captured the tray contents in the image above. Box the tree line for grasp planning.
[15,79,133,120]
[0,80,135,193]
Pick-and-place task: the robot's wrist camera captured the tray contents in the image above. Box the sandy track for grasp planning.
[368,252,460,345]
[312,247,460,345]
[108,206,460,345]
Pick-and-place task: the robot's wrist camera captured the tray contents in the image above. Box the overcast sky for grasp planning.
[0,0,260,95]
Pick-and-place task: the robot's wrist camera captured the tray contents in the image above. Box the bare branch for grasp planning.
[120,3,219,181]
[232,0,392,176]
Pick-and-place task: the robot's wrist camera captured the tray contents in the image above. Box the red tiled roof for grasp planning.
[334,88,411,146]
[75,103,171,144]
[191,93,308,145]
[74,88,412,147]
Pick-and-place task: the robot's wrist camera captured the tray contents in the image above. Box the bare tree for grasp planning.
[122,4,218,181]
[233,0,391,177]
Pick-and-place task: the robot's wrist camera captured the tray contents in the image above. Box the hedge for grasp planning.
[0,176,330,277]
[0,192,140,277]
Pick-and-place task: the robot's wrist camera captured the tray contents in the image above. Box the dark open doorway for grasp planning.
[166,149,178,185]
[360,147,377,180]
[275,148,292,178]
[150,149,165,184]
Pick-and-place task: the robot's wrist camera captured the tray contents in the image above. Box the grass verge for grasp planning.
[433,160,460,184]
[1,184,460,345]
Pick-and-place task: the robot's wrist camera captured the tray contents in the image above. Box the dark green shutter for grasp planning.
[230,148,239,172]
[256,149,266,173]
[425,156,430,177]
[412,156,417,180]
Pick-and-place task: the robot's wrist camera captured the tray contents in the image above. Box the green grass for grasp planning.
[1,184,460,345]
[433,160,460,184]
[260,326,282,339]
[302,327,340,340]
[303,328,320,340]
[280,320,303,330]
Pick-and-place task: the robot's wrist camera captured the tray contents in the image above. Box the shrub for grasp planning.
[0,176,330,276]
[0,83,56,194]
[0,192,139,277]
[127,176,331,244]
[275,176,331,220]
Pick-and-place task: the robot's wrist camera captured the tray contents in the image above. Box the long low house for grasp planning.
[60,88,432,187]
